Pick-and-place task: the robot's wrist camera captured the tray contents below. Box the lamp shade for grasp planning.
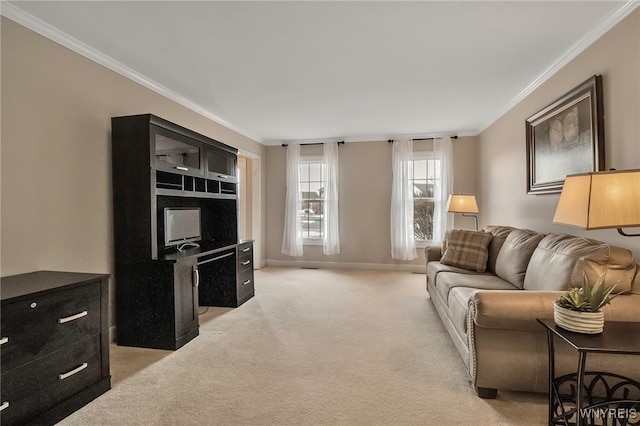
[553,169,640,229]
[446,194,479,214]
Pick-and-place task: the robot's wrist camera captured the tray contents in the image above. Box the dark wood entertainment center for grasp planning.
[111,114,254,350]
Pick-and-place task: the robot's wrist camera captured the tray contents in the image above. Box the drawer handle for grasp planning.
[59,362,88,380]
[242,279,251,286]
[193,268,200,288]
[58,311,88,324]
[242,247,251,253]
[241,260,251,266]
[217,175,228,179]
[0,401,8,412]
[0,337,8,345]
[175,166,188,171]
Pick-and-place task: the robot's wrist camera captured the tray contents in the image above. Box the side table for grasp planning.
[537,319,640,426]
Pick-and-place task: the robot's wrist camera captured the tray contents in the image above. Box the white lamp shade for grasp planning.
[446,194,479,214]
[553,169,640,229]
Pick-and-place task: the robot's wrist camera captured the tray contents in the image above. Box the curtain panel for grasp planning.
[281,143,304,256]
[390,139,417,260]
[323,142,341,255]
[433,137,454,242]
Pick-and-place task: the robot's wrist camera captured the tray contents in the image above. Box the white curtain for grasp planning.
[281,143,304,256]
[390,139,417,260]
[433,137,454,242]
[323,142,340,255]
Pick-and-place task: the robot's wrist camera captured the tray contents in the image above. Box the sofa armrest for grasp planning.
[601,293,640,321]
[470,290,561,331]
[425,245,442,262]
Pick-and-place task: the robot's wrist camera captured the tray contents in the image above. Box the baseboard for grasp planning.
[265,259,425,273]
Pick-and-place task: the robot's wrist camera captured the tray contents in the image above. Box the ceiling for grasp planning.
[4,1,638,145]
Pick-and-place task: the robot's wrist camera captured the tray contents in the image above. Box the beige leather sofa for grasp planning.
[425,225,640,398]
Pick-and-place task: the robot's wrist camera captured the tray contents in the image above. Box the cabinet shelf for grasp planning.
[155,188,237,200]
[155,171,237,199]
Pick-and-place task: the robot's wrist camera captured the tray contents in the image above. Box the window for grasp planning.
[410,153,440,243]
[298,158,326,241]
[282,142,340,256]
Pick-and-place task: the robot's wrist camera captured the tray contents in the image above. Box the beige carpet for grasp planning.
[60,267,546,425]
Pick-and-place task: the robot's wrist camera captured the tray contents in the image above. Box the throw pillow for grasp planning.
[441,229,493,272]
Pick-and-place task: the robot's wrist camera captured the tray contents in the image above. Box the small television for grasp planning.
[164,207,201,248]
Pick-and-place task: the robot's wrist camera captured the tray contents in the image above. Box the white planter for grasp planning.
[553,304,604,334]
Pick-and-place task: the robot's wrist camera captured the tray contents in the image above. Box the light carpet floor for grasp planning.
[59,267,547,425]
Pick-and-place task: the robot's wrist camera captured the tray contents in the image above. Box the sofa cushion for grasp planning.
[484,225,515,273]
[523,233,637,292]
[427,261,491,290]
[494,229,544,289]
[441,229,493,272]
[436,272,518,305]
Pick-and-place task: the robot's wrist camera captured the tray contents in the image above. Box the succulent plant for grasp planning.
[555,274,617,313]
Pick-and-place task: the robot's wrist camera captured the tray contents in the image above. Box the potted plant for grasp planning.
[553,274,617,334]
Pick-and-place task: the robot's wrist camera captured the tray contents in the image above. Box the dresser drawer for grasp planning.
[237,268,254,300]
[238,242,252,258]
[1,281,101,373]
[0,335,102,426]
[238,242,253,273]
[238,253,253,272]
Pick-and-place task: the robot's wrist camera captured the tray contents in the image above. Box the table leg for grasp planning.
[576,351,587,426]
[547,329,555,425]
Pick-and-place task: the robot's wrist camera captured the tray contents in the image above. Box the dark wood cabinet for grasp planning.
[0,271,111,426]
[207,145,237,182]
[237,241,256,306]
[112,114,254,351]
[152,124,205,177]
[194,241,254,308]
[174,257,199,342]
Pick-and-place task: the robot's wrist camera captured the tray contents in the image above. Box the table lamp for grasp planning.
[446,194,479,230]
[553,169,640,237]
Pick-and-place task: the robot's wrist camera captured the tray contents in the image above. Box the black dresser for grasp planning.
[0,271,111,425]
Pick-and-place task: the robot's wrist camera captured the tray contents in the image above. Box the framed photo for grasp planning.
[525,75,604,194]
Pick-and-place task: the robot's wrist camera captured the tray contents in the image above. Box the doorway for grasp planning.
[237,153,262,268]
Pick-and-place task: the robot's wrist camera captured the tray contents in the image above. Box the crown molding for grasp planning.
[1,2,264,144]
[477,0,640,135]
[264,129,478,146]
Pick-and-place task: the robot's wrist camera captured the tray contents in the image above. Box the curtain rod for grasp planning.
[281,141,345,147]
[387,136,458,143]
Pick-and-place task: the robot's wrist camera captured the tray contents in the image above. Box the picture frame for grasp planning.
[525,75,605,194]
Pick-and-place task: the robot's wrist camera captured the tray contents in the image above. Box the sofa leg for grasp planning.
[476,387,497,399]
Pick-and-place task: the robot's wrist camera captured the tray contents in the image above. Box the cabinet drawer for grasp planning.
[1,282,101,373]
[238,243,253,273]
[237,269,254,300]
[0,335,102,426]
[238,243,252,257]
[238,254,253,272]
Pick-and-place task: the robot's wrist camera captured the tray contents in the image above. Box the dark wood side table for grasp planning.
[537,319,640,426]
